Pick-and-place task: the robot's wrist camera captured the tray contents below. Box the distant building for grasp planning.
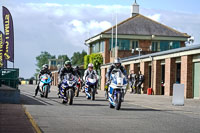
[85,1,190,64]
[48,59,64,71]
[85,1,200,100]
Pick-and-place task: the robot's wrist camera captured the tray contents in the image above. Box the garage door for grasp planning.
[193,63,200,98]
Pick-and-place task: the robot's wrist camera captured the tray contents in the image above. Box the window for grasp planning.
[119,40,130,50]
[152,41,160,51]
[92,42,100,53]
[160,41,181,51]
[100,41,105,52]
[51,60,56,66]
[131,40,139,50]
[109,39,130,50]
[171,41,180,49]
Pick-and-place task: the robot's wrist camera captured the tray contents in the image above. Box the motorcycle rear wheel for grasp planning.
[75,87,79,97]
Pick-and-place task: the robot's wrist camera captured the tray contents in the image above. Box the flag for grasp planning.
[2,6,14,63]
[0,31,4,67]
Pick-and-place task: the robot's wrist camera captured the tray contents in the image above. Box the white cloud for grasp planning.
[147,14,161,22]
[0,2,200,78]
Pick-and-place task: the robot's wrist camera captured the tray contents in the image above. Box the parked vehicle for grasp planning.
[108,69,127,110]
[39,74,52,98]
[59,73,77,105]
[85,74,98,100]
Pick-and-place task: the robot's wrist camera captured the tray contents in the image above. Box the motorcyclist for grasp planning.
[106,57,127,101]
[58,60,76,98]
[74,66,81,78]
[58,60,76,88]
[34,64,52,97]
[74,65,82,92]
[83,63,98,93]
[129,70,137,94]
[106,57,127,85]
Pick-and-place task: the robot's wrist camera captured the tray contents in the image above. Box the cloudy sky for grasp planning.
[1,0,200,78]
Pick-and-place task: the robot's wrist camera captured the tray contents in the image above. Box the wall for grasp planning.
[102,39,110,64]
[139,40,151,51]
[181,55,193,98]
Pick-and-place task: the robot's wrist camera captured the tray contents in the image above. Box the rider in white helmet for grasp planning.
[106,57,127,83]
[83,63,98,93]
[83,63,97,81]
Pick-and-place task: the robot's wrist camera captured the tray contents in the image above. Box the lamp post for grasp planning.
[136,48,142,57]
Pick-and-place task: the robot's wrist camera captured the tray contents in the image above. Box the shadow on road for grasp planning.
[95,99,107,102]
[120,108,161,112]
[48,97,60,99]
[73,103,107,107]
[20,94,46,105]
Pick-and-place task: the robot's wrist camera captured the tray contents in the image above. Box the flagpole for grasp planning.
[111,13,114,53]
[115,10,118,58]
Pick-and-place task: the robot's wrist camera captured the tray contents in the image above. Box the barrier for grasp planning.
[0,68,19,89]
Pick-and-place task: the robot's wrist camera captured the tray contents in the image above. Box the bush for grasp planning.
[84,53,103,70]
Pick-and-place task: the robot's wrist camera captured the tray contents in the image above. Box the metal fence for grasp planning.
[0,68,19,89]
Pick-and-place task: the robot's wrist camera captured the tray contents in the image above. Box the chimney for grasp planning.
[131,0,139,17]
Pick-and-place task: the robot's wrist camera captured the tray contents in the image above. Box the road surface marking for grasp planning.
[23,105,42,133]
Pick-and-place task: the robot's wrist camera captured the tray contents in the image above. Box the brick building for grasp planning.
[84,1,200,99]
[101,45,200,99]
[85,1,189,65]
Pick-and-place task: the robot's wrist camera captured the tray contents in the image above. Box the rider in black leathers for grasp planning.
[74,66,81,78]
[34,64,52,97]
[58,60,76,98]
[58,60,76,87]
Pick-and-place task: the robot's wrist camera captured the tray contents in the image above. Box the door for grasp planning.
[193,63,200,99]
[161,65,165,95]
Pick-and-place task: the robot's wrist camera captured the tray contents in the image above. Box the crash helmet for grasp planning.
[42,64,49,70]
[64,60,72,68]
[74,66,79,70]
[114,57,121,68]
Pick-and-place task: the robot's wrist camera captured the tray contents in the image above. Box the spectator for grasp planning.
[128,70,137,94]
[137,71,144,94]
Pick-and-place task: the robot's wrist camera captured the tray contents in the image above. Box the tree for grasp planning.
[58,55,70,62]
[35,51,55,72]
[71,50,87,66]
[84,53,103,70]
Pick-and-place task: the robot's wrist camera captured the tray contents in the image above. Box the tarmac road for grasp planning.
[20,85,200,133]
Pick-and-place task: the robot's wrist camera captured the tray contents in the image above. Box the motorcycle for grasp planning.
[59,73,77,105]
[74,76,81,97]
[85,74,98,100]
[108,69,127,110]
[39,74,51,98]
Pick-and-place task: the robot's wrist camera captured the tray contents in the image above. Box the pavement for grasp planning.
[0,104,35,133]
[1,84,200,133]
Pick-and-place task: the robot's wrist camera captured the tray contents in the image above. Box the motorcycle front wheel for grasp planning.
[44,86,49,98]
[115,92,122,110]
[91,88,96,101]
[68,89,74,105]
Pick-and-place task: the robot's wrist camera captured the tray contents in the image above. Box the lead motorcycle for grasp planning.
[59,73,77,105]
[108,69,127,110]
[85,74,98,100]
[39,74,52,98]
